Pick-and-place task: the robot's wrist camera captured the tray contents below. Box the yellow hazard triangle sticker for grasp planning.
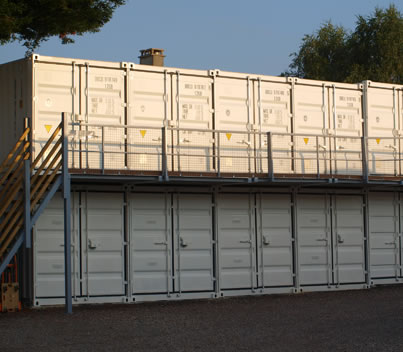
[226,133,232,141]
[140,130,147,138]
[303,138,309,145]
[376,138,381,145]
[45,125,52,133]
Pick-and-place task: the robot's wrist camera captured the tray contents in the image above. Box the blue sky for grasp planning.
[1,0,401,75]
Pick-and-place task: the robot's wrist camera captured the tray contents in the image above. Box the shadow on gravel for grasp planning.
[1,286,402,351]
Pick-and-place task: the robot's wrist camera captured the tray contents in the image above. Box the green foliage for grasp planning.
[284,5,403,84]
[0,0,126,54]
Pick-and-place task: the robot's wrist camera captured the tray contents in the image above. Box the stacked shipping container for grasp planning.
[0,55,402,306]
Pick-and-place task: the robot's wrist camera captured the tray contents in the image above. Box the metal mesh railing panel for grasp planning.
[127,127,162,172]
[171,129,215,173]
[66,122,403,179]
[367,137,399,176]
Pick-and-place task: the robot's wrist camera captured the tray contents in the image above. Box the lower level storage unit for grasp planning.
[31,188,403,306]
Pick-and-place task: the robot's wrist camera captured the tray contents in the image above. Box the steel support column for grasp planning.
[62,112,73,314]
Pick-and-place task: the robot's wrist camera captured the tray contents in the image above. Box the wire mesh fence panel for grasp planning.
[217,131,253,174]
[127,127,162,172]
[171,129,215,173]
[293,135,330,176]
[256,134,293,175]
[332,136,363,175]
[69,126,126,170]
[367,137,398,176]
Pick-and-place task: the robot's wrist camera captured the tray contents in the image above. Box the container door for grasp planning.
[297,195,332,286]
[172,73,214,173]
[399,193,403,278]
[33,62,79,165]
[173,194,214,292]
[257,194,293,287]
[366,86,397,175]
[255,81,292,174]
[79,66,125,170]
[34,193,80,298]
[369,193,399,279]
[215,77,252,174]
[293,84,330,175]
[218,194,256,290]
[130,193,172,294]
[332,195,365,284]
[329,87,363,175]
[127,70,170,172]
[82,192,125,296]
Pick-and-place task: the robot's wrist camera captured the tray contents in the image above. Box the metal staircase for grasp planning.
[0,114,72,312]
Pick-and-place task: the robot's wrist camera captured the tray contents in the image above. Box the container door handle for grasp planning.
[240,239,252,244]
[316,238,328,242]
[154,241,168,246]
[180,237,188,248]
[337,235,344,244]
[88,239,97,250]
[263,236,270,246]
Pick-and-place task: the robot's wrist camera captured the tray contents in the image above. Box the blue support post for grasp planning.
[62,112,73,314]
[24,160,31,248]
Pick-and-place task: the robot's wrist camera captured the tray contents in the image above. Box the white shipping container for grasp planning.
[292,79,363,175]
[296,194,365,286]
[365,82,403,175]
[1,54,402,178]
[34,193,80,299]
[368,192,400,279]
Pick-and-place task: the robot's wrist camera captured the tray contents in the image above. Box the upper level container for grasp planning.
[0,54,401,177]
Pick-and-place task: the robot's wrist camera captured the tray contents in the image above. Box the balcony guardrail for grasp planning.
[62,122,403,180]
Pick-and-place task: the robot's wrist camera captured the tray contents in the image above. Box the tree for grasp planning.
[0,0,126,54]
[284,5,403,84]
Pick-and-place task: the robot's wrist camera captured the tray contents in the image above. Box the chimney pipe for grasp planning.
[139,48,165,66]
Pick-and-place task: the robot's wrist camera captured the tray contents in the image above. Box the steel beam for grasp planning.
[62,112,73,314]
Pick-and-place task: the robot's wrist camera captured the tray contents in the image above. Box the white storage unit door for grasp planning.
[329,88,363,175]
[400,194,403,278]
[257,194,294,287]
[218,194,256,290]
[130,193,214,295]
[369,193,400,279]
[127,70,170,172]
[173,194,214,292]
[34,193,80,298]
[79,66,126,170]
[297,195,332,286]
[130,193,172,294]
[33,62,79,166]
[215,77,252,174]
[81,192,125,296]
[366,86,398,175]
[332,195,365,284]
[293,85,330,175]
[172,74,214,173]
[255,81,292,174]
[297,194,365,286]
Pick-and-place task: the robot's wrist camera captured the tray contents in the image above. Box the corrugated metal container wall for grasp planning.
[329,85,363,175]
[292,79,363,175]
[2,55,403,177]
[172,71,214,173]
[215,75,252,174]
[366,82,403,175]
[254,79,292,174]
[368,192,400,279]
[0,59,32,162]
[128,67,169,171]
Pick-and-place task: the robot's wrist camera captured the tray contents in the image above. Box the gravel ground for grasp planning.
[1,286,403,351]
